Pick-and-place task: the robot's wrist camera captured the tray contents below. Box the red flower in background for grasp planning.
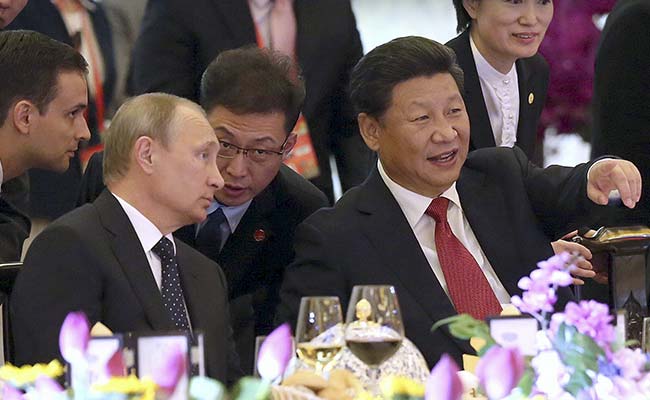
[538,0,616,135]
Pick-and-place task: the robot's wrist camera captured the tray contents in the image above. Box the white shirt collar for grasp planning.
[470,35,517,88]
[0,159,3,194]
[111,192,176,255]
[377,160,461,229]
[205,199,253,233]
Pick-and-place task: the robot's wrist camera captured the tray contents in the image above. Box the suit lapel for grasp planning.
[515,58,536,156]
[457,167,521,296]
[218,184,276,281]
[356,171,459,319]
[455,30,496,150]
[94,191,175,331]
[210,0,256,46]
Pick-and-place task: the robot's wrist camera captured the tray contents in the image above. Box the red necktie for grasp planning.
[426,197,502,320]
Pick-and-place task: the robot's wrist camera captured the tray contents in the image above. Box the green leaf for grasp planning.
[553,323,603,373]
[230,377,271,400]
[432,313,496,351]
[564,370,592,397]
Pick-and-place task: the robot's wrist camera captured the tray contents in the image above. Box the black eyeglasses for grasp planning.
[217,136,289,163]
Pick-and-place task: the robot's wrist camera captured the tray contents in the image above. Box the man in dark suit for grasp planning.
[276,36,641,368]
[130,0,372,202]
[77,47,329,373]
[0,30,90,262]
[7,0,116,220]
[11,93,242,383]
[591,0,650,225]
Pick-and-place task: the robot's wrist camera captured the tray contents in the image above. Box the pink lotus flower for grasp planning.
[476,346,525,399]
[2,385,23,400]
[425,354,463,400]
[150,343,187,393]
[256,323,293,381]
[59,311,90,364]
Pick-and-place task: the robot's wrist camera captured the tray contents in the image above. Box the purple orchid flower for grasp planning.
[256,323,293,381]
[59,311,90,365]
[425,354,463,400]
[476,346,525,400]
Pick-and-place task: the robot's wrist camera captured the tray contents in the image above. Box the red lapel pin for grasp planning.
[254,229,266,242]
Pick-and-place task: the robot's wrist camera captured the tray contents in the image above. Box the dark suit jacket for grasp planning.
[11,191,241,383]
[277,146,603,368]
[77,152,328,373]
[446,30,549,161]
[591,0,650,225]
[130,0,370,199]
[7,0,116,219]
[0,197,30,263]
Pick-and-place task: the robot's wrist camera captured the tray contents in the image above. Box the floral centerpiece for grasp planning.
[427,252,650,400]
[4,252,645,400]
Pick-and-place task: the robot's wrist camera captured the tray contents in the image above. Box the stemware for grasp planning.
[294,296,344,375]
[344,285,404,392]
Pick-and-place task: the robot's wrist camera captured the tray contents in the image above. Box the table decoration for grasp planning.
[430,252,650,400]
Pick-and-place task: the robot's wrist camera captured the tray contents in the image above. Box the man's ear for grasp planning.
[462,0,479,19]
[281,133,298,160]
[134,136,155,174]
[357,113,381,152]
[12,100,37,135]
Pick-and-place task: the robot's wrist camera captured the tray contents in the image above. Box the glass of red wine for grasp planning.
[344,285,404,393]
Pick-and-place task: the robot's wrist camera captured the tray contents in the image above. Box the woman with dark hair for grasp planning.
[446,0,552,162]
[446,1,596,280]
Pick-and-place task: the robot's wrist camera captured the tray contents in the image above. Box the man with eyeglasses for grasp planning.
[77,47,328,373]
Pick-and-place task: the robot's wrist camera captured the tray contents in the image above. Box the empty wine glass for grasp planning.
[294,296,344,375]
[344,285,404,394]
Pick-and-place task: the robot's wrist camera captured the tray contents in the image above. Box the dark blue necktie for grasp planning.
[152,237,191,331]
[195,208,227,260]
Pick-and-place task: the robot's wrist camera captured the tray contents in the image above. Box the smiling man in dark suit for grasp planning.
[276,36,641,368]
[12,93,242,383]
[77,47,329,373]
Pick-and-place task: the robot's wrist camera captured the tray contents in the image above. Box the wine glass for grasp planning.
[344,285,404,393]
[294,296,345,375]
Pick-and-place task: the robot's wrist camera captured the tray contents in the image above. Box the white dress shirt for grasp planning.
[112,192,175,290]
[0,159,4,194]
[471,35,520,149]
[377,161,511,304]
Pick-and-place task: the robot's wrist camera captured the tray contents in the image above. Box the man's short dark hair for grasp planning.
[0,30,88,126]
[453,0,472,33]
[349,36,465,120]
[200,46,306,133]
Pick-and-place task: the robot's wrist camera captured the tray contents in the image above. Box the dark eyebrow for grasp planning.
[66,103,88,113]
